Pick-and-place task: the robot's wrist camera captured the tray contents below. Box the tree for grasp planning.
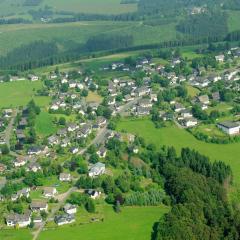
[58,117,66,125]
[85,199,95,213]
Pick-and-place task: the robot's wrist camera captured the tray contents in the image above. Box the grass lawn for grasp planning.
[0,229,32,240]
[86,91,103,103]
[0,81,50,108]
[35,110,57,137]
[117,118,240,187]
[192,124,228,138]
[39,205,169,240]
[186,85,200,97]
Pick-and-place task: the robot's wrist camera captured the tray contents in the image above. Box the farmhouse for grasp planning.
[217,121,240,135]
[183,118,198,128]
[197,95,210,105]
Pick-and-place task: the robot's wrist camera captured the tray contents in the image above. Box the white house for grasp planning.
[183,118,198,128]
[59,173,71,182]
[43,187,57,198]
[30,201,48,212]
[89,162,106,178]
[6,212,31,228]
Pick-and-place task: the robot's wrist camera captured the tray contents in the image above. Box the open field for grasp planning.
[227,10,240,32]
[86,91,103,103]
[0,81,50,108]
[39,205,169,240]
[0,0,137,17]
[186,85,200,97]
[0,21,178,57]
[35,110,57,137]
[0,229,32,240]
[117,118,240,186]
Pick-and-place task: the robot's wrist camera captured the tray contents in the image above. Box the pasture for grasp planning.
[39,205,169,240]
[0,81,50,108]
[117,118,240,187]
[0,229,32,240]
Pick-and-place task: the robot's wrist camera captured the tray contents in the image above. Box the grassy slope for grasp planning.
[0,81,50,108]
[117,119,240,185]
[39,205,169,240]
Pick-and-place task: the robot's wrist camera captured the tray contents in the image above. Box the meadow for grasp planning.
[39,205,169,240]
[0,81,50,108]
[117,118,240,187]
[0,229,32,240]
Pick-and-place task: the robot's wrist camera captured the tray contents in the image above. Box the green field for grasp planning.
[39,205,169,240]
[0,0,137,17]
[0,81,50,108]
[35,110,57,137]
[0,21,178,57]
[0,229,32,240]
[117,119,240,186]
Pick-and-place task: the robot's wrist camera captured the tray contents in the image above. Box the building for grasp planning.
[14,156,27,167]
[43,187,57,198]
[86,189,101,199]
[183,118,198,128]
[197,95,210,105]
[6,212,31,227]
[89,162,106,178]
[55,214,75,226]
[64,203,77,214]
[59,173,71,182]
[30,201,48,212]
[217,121,240,135]
[96,147,107,158]
[26,162,41,172]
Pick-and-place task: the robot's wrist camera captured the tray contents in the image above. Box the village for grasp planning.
[0,44,239,236]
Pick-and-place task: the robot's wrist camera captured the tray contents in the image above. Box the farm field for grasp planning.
[0,0,137,17]
[39,205,169,240]
[117,118,240,185]
[0,81,50,108]
[0,21,177,57]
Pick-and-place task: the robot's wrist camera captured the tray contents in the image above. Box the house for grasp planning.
[182,118,198,127]
[124,94,134,102]
[59,173,71,182]
[136,106,151,116]
[197,95,210,105]
[138,99,153,108]
[30,201,48,212]
[16,129,26,142]
[174,103,185,112]
[107,97,116,106]
[67,123,79,132]
[0,163,6,173]
[97,147,107,158]
[28,74,39,81]
[27,146,44,155]
[6,212,31,227]
[215,55,225,62]
[137,87,151,97]
[96,117,107,128]
[48,135,59,146]
[43,187,57,198]
[70,147,79,154]
[33,216,43,224]
[14,156,27,167]
[64,203,77,214]
[17,188,30,199]
[89,162,106,178]
[18,118,28,129]
[212,92,220,101]
[26,162,41,172]
[86,189,101,200]
[57,128,67,137]
[180,109,193,119]
[55,214,75,226]
[61,138,71,148]
[217,121,240,135]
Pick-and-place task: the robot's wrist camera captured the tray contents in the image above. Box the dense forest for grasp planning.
[176,12,228,38]
[149,147,238,240]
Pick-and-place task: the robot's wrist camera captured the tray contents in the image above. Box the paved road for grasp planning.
[4,109,18,148]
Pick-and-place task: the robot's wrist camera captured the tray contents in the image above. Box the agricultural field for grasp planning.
[117,118,240,185]
[0,229,32,240]
[0,80,50,108]
[39,205,169,240]
[0,0,137,17]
